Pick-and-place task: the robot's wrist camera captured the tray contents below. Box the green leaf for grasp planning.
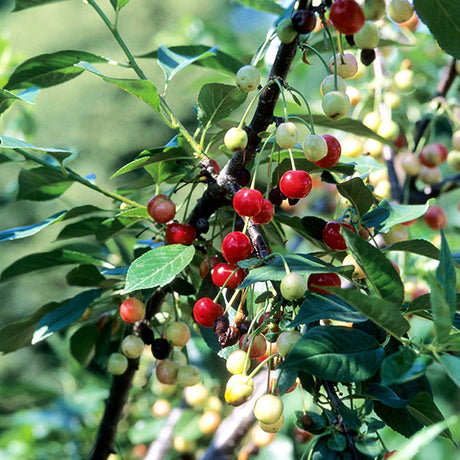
[157,45,218,84]
[328,287,410,339]
[383,239,440,260]
[381,349,431,386]
[66,264,106,287]
[342,229,405,307]
[0,302,58,354]
[69,323,99,367]
[355,437,382,457]
[5,51,111,90]
[17,166,74,201]
[138,45,243,75]
[0,211,67,242]
[438,353,460,388]
[231,0,284,14]
[336,177,374,219]
[290,293,367,327]
[414,0,460,59]
[0,87,37,117]
[197,83,247,127]
[56,217,106,240]
[1,249,105,280]
[123,244,195,293]
[110,0,130,11]
[327,434,347,452]
[75,62,161,113]
[274,214,328,248]
[32,289,103,344]
[282,326,384,383]
[377,200,429,232]
[429,276,452,344]
[436,230,457,313]
[13,0,69,11]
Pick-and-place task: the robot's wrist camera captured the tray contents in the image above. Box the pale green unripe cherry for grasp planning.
[354,21,379,49]
[236,65,261,93]
[259,414,284,433]
[276,18,297,44]
[303,134,328,162]
[280,272,307,300]
[275,122,298,149]
[107,352,128,375]
[226,349,249,375]
[451,130,460,150]
[121,335,145,359]
[254,394,284,424]
[377,120,399,140]
[363,111,381,131]
[225,374,254,406]
[400,152,421,176]
[394,69,413,91]
[328,53,358,79]
[277,330,302,357]
[224,127,248,151]
[363,0,386,21]
[447,150,460,171]
[320,74,346,96]
[177,364,201,387]
[322,91,351,121]
[387,0,413,23]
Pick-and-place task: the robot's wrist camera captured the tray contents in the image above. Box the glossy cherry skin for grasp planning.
[222,231,252,264]
[239,333,267,359]
[424,205,447,230]
[212,263,246,289]
[165,222,196,245]
[322,221,355,251]
[279,170,312,199]
[314,135,341,168]
[120,298,145,323]
[147,194,176,224]
[252,199,275,225]
[199,255,220,278]
[233,189,264,217]
[193,298,224,328]
[307,273,341,294]
[329,0,365,35]
[419,143,448,167]
[291,9,316,34]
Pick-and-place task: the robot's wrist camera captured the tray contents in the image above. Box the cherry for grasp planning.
[212,263,246,289]
[147,194,176,224]
[268,187,285,206]
[233,188,264,217]
[199,411,221,435]
[400,153,422,176]
[322,90,351,120]
[251,425,276,448]
[363,0,386,21]
[281,272,307,300]
[314,135,341,168]
[199,255,220,278]
[120,298,145,323]
[193,297,224,328]
[343,253,366,279]
[387,0,413,23]
[382,224,409,246]
[252,199,275,225]
[276,18,297,44]
[279,170,312,199]
[329,0,365,35]
[354,20,379,49]
[165,321,191,347]
[165,222,196,245]
[177,364,201,387]
[152,399,171,418]
[259,414,285,433]
[254,394,284,424]
[239,333,267,359]
[276,122,298,149]
[419,165,442,185]
[303,134,328,162]
[156,359,178,384]
[121,334,145,359]
[328,53,358,79]
[107,352,128,375]
[419,143,448,167]
[226,349,250,374]
[322,221,355,251]
[183,383,208,406]
[277,330,302,357]
[320,74,347,96]
[291,9,316,34]
[224,127,248,151]
[225,374,254,406]
[235,65,261,93]
[424,205,447,230]
[236,167,251,187]
[307,272,341,294]
[195,217,209,234]
[222,231,252,264]
[151,338,172,360]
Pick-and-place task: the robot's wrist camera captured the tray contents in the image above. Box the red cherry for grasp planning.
[233,189,264,217]
[222,231,252,264]
[419,143,448,168]
[329,0,365,35]
[120,298,145,323]
[322,221,355,251]
[279,170,312,199]
[165,222,196,245]
[314,135,341,168]
[239,334,267,359]
[199,255,220,279]
[424,205,447,230]
[252,200,275,225]
[147,194,176,224]
[212,263,246,289]
[307,273,341,294]
[193,297,224,328]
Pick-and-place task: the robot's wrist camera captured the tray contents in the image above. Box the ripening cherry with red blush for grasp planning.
[147,194,176,223]
[424,205,447,230]
[314,135,341,168]
[120,298,145,323]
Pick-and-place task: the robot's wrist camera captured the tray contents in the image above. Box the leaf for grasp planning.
[1,249,105,280]
[436,230,457,313]
[17,166,74,201]
[122,244,195,293]
[342,229,405,307]
[75,62,161,113]
[0,302,58,354]
[12,0,69,11]
[69,323,99,367]
[414,0,460,59]
[0,211,67,242]
[197,83,247,127]
[429,276,452,344]
[438,353,460,388]
[366,384,410,408]
[32,289,103,344]
[231,0,284,14]
[0,87,37,117]
[381,349,431,386]
[139,45,243,75]
[66,264,106,287]
[377,200,429,232]
[290,293,367,327]
[383,239,440,260]
[355,437,382,457]
[56,217,106,240]
[157,45,218,84]
[110,0,130,11]
[336,177,374,219]
[282,326,384,383]
[274,214,328,248]
[5,51,111,90]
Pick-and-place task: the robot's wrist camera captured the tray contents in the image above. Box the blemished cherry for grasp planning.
[224,127,248,151]
[424,205,447,230]
[165,321,191,347]
[236,168,251,187]
[222,231,252,264]
[233,188,264,217]
[107,352,128,375]
[329,0,365,35]
[199,255,220,279]
[307,272,341,294]
[212,263,246,289]
[165,222,196,245]
[314,135,341,168]
[147,194,176,224]
[156,359,178,384]
[151,338,172,360]
[225,374,254,406]
[279,170,312,199]
[322,221,355,251]
[252,199,275,225]
[193,297,224,328]
[235,65,261,93]
[419,143,448,167]
[121,334,145,359]
[120,298,145,323]
[291,9,316,34]
[322,90,351,120]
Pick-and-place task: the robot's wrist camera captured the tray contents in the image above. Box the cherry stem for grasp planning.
[273,78,289,122]
[249,131,275,190]
[288,148,297,171]
[248,353,280,380]
[321,17,338,91]
[252,30,276,67]
[287,86,315,134]
[302,44,330,76]
[212,267,245,303]
[265,252,291,275]
[238,80,277,130]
